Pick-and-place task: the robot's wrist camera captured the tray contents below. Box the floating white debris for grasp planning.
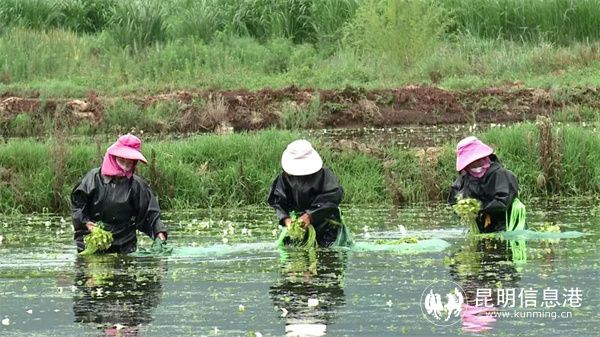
[254,332,263,337]
[26,309,33,314]
[1,318,9,326]
[285,323,326,337]
[238,304,245,312]
[214,326,219,334]
[308,298,319,307]
[386,300,393,307]
[280,307,289,317]
[398,225,407,235]
[222,238,229,244]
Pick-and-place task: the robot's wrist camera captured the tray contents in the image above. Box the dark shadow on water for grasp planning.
[269,249,348,336]
[72,255,167,336]
[448,237,524,333]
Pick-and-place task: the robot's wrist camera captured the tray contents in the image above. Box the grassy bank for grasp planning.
[2,29,600,97]
[2,0,600,96]
[0,124,598,214]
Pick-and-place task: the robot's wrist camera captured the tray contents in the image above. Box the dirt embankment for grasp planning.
[1,86,599,134]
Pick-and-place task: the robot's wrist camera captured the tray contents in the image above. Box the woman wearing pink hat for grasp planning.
[448,136,523,233]
[71,134,168,254]
[268,140,352,247]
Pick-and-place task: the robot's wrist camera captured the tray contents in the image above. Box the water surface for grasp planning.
[0,198,598,336]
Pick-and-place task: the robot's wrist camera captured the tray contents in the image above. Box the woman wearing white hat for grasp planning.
[268,140,351,247]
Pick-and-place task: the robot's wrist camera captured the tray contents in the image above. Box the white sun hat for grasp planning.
[281,139,323,176]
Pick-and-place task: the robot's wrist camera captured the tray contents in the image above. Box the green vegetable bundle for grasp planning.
[80,224,113,255]
[286,214,317,249]
[452,195,482,234]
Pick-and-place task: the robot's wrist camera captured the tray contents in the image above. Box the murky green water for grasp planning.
[0,198,598,336]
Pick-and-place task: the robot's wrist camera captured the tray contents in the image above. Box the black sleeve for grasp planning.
[448,175,464,205]
[480,171,517,214]
[71,170,96,232]
[267,173,290,226]
[134,179,168,239]
[306,169,344,224]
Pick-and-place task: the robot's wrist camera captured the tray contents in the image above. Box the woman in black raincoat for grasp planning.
[71,134,168,254]
[268,140,352,247]
[448,136,523,233]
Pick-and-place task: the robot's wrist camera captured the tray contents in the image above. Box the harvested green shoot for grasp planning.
[374,237,419,245]
[80,225,113,255]
[452,196,481,234]
[287,217,306,241]
[506,198,527,231]
[285,214,317,249]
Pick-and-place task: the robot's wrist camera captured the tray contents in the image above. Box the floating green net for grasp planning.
[349,239,450,254]
[79,224,113,256]
[499,230,586,240]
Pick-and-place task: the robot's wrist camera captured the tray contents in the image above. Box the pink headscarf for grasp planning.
[101,134,147,178]
[467,156,492,178]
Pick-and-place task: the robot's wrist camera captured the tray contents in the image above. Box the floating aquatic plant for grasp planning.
[374,237,419,245]
[537,222,560,233]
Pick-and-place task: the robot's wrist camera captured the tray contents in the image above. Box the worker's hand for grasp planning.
[157,232,167,241]
[299,213,311,229]
[85,221,95,232]
[283,218,292,230]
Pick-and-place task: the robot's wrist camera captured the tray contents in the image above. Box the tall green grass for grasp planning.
[4,0,600,46]
[0,126,597,213]
[0,0,360,46]
[441,0,600,44]
[343,0,448,64]
[2,28,600,96]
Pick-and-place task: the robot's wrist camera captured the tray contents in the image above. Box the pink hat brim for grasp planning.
[107,145,147,163]
[456,143,493,171]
